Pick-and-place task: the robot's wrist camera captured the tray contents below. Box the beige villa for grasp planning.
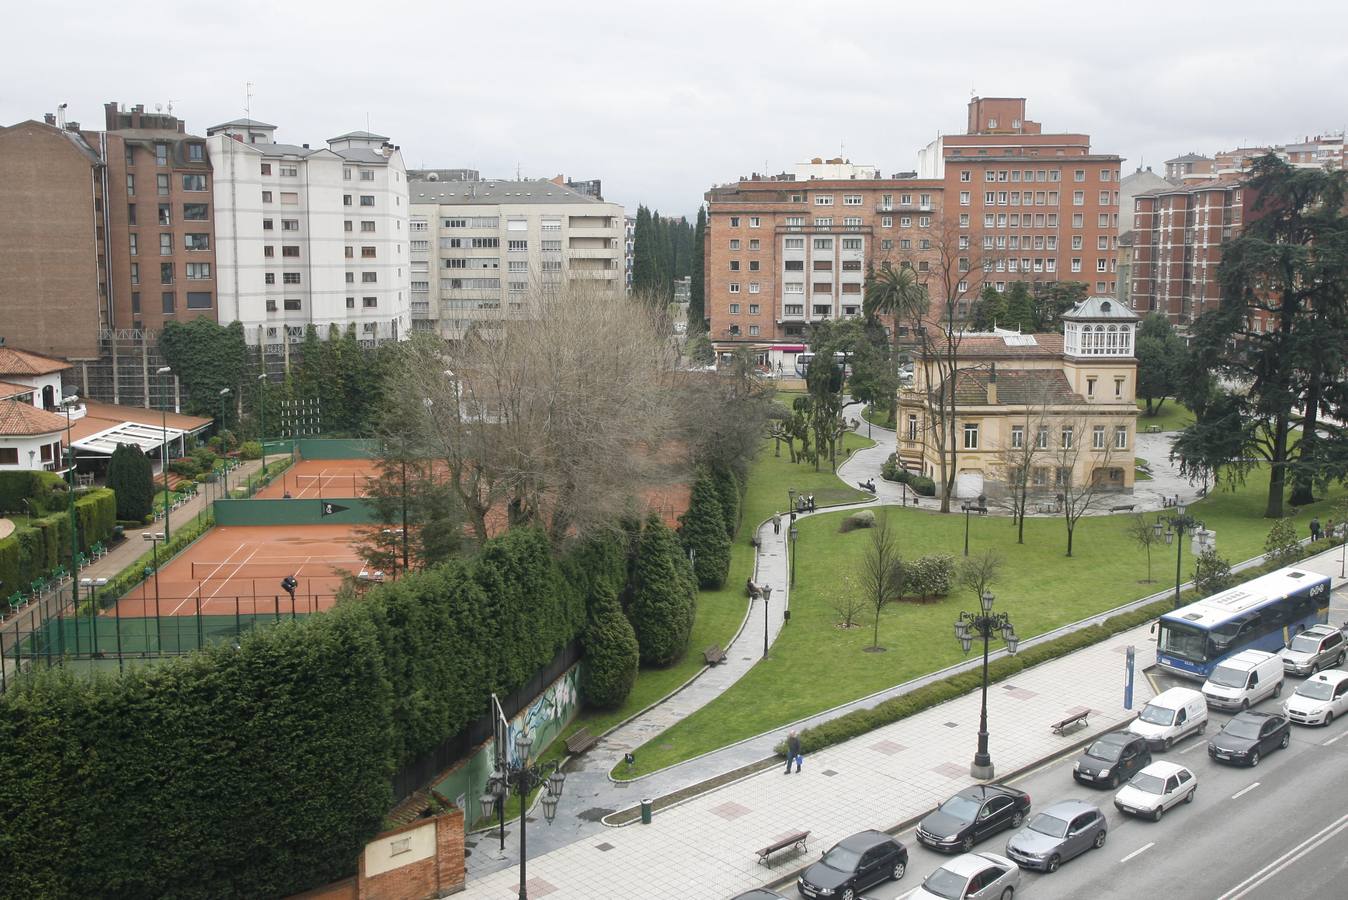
[896,296,1140,501]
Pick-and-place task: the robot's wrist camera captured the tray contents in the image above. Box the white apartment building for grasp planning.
[206,119,410,346]
[407,178,624,338]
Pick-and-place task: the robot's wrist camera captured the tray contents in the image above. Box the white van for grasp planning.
[1127,687,1208,751]
[1202,650,1285,711]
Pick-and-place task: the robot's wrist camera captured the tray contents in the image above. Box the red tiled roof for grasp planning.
[0,381,35,401]
[0,347,72,376]
[0,399,67,436]
[946,368,1083,406]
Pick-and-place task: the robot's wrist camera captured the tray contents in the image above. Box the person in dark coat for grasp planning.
[1311,517,1322,541]
[785,730,802,774]
[772,512,781,535]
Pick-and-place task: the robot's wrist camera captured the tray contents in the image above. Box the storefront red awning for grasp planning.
[769,345,806,352]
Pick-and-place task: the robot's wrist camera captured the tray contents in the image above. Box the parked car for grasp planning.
[1208,710,1291,766]
[1004,799,1107,873]
[1072,732,1151,788]
[1202,649,1285,711]
[916,784,1032,853]
[797,830,907,900]
[1127,686,1208,750]
[912,851,1021,900]
[1282,669,1348,725]
[1113,761,1197,821]
[1282,624,1347,676]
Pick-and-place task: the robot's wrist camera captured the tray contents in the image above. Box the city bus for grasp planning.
[1154,565,1331,679]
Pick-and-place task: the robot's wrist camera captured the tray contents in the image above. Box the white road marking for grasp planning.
[1179,739,1205,753]
[1323,730,1348,745]
[1230,782,1261,800]
[895,888,919,900]
[1217,812,1348,899]
[1120,841,1155,863]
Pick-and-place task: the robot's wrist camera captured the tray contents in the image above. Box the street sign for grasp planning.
[1125,645,1136,710]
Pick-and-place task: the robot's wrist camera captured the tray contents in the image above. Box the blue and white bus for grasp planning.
[1155,566,1331,679]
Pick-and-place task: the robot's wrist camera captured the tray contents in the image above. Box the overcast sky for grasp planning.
[8,1,1347,218]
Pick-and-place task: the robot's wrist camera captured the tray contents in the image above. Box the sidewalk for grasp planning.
[464,617,1160,898]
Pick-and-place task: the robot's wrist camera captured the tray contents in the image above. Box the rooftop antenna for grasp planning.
[166,99,175,115]
[366,112,371,134]
[244,81,253,121]
[516,162,521,180]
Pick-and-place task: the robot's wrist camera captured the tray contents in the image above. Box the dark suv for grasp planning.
[798,830,907,900]
[1073,732,1151,788]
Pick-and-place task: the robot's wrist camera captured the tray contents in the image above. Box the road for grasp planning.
[846,685,1348,900]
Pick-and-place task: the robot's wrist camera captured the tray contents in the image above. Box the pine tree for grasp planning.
[679,470,731,588]
[632,206,657,296]
[628,516,696,665]
[1003,282,1037,332]
[580,583,640,709]
[107,443,154,521]
[688,207,706,332]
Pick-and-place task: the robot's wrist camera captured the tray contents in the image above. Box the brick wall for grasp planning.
[288,809,465,900]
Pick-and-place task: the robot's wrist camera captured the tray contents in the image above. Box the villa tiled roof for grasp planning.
[0,347,72,376]
[0,400,67,436]
[947,369,1083,406]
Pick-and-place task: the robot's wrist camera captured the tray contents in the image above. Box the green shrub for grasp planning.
[107,444,154,522]
[907,554,954,601]
[679,470,731,589]
[580,583,640,709]
[238,440,263,460]
[1192,549,1234,596]
[629,516,696,666]
[168,458,199,478]
[0,489,115,592]
[1263,518,1301,567]
[189,446,217,472]
[840,510,876,532]
[710,466,742,538]
[910,475,937,496]
[0,470,67,516]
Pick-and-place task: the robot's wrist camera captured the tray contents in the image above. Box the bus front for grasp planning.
[1155,615,1216,678]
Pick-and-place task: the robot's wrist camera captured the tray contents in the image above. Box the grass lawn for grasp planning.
[1134,456,1153,481]
[616,461,1348,777]
[1136,399,1195,432]
[551,434,874,753]
[861,405,896,431]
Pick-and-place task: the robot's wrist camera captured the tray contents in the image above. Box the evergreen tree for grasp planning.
[679,470,731,588]
[1135,314,1187,415]
[632,206,658,297]
[1003,282,1037,332]
[580,583,640,709]
[106,443,154,521]
[971,285,1007,331]
[628,516,696,665]
[709,466,741,538]
[688,207,707,332]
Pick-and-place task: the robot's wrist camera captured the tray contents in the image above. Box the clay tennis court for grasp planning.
[112,524,373,617]
[252,458,379,499]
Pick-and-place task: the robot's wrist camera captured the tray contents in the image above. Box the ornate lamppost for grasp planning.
[478,729,566,900]
[961,494,987,557]
[1154,504,1204,607]
[955,591,1019,779]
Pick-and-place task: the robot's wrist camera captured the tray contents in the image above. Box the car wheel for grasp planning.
[1011,811,1025,828]
[1280,731,1290,749]
[1046,854,1061,873]
[1198,720,1207,735]
[1240,699,1250,711]
[1249,750,1260,767]
[1108,773,1119,789]
[1153,804,1164,822]
[1163,737,1174,751]
[1327,712,1335,726]
[1274,682,1283,698]
[1001,888,1015,900]
[1093,829,1107,849]
[1185,787,1196,804]
[891,860,906,881]
[840,889,854,900]
[961,835,974,853]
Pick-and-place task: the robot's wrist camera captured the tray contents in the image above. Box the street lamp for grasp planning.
[788,487,797,515]
[789,525,799,587]
[257,372,269,475]
[961,494,987,557]
[61,394,81,624]
[79,576,109,656]
[218,388,232,494]
[156,366,172,540]
[955,591,1019,779]
[477,729,567,900]
[1154,504,1203,608]
[762,584,773,658]
[142,532,165,651]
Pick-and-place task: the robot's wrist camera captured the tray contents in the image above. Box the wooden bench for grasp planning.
[756,830,810,866]
[1051,710,1090,735]
[704,644,727,666]
[1109,504,1136,513]
[1146,425,1162,434]
[564,727,600,755]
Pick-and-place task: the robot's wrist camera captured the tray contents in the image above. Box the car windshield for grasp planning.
[821,845,862,872]
[1296,680,1335,701]
[1208,665,1248,688]
[937,796,980,820]
[1139,705,1176,725]
[920,868,968,900]
[1086,739,1122,761]
[1289,634,1323,654]
[1130,773,1166,794]
[1223,718,1262,739]
[1028,813,1069,838]
[1158,621,1210,662]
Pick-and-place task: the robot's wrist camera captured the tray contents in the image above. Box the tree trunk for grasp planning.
[1064,509,1074,557]
[1017,484,1027,544]
[1291,376,1321,507]
[1265,412,1290,518]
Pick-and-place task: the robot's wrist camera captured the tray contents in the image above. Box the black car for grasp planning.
[915,784,1032,853]
[1207,710,1291,767]
[798,830,907,900]
[1073,732,1152,788]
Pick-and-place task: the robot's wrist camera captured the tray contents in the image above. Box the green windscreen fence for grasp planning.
[212,498,378,526]
[295,438,378,460]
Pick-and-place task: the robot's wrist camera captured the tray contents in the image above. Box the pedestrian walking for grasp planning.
[772,512,781,535]
[785,730,802,774]
[1310,517,1322,541]
[1327,518,1336,542]
[808,495,816,512]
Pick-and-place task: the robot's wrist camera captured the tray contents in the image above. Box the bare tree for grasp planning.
[830,574,867,629]
[993,382,1054,543]
[957,549,1004,605]
[1049,414,1123,557]
[1126,514,1161,583]
[859,513,906,651]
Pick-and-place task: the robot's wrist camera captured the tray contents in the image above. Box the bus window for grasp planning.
[1158,622,1208,662]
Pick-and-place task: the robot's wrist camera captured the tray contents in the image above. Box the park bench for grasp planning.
[757,830,810,866]
[564,727,600,755]
[1051,710,1090,736]
[1109,504,1136,513]
[703,644,726,666]
[1146,425,1161,434]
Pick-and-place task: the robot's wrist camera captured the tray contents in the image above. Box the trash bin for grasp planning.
[640,798,652,825]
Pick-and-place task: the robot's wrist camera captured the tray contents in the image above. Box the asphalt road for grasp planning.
[846,683,1348,900]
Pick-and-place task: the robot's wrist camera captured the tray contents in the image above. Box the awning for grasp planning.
[770,345,807,352]
[73,422,188,456]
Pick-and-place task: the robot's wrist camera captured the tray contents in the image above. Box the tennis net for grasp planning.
[190,560,364,580]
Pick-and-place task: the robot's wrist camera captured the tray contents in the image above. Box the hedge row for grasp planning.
[782,540,1337,757]
[0,489,116,593]
[0,527,589,899]
[0,471,67,516]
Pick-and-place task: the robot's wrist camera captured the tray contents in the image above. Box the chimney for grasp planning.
[44,113,55,125]
[987,363,997,405]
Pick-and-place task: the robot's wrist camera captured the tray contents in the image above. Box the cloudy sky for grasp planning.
[8,0,1347,218]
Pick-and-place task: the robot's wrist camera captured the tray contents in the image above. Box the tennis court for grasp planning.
[252,459,378,500]
[112,524,374,617]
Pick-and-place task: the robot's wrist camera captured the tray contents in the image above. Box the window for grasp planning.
[749,303,760,314]
[1072,213,1083,228]
[158,204,171,226]
[161,291,175,312]
[901,216,912,227]
[729,260,740,271]
[843,195,862,206]
[986,191,996,204]
[907,414,919,441]
[361,272,377,283]
[960,191,971,206]
[264,219,276,231]
[361,246,376,258]
[784,282,804,294]
[784,260,804,271]
[882,216,893,227]
[280,192,298,205]
[183,203,208,220]
[282,245,300,257]
[130,292,141,313]
[264,273,275,285]
[814,196,834,206]
[346,297,355,309]
[359,195,375,207]
[960,171,971,182]
[363,296,378,308]
[155,144,168,166]
[749,216,761,227]
[729,302,741,314]
[1115,377,1125,398]
[186,262,210,280]
[262,191,273,203]
[259,163,272,176]
[749,260,760,271]
[126,173,136,195]
[181,174,207,192]
[279,166,298,177]
[361,221,376,233]
[1011,425,1024,449]
[1097,258,1108,272]
[749,239,761,250]
[1072,235,1083,250]
[964,423,979,449]
[343,194,353,206]
[1074,169,1085,182]
[1036,426,1049,449]
[1093,425,1106,449]
[749,283,761,294]
[841,238,862,250]
[185,234,209,250]
[284,298,302,311]
[959,213,970,227]
[1073,191,1085,206]
[1071,258,1082,272]
[127,203,137,225]
[185,291,211,309]
[360,170,375,182]
[160,263,174,284]
[128,233,139,256]
[814,217,832,227]
[1115,426,1128,449]
[1087,377,1096,397]
[728,284,740,295]
[748,325,760,336]
[813,238,833,251]
[730,239,741,250]
[282,272,301,284]
[263,246,275,258]
[1099,191,1110,205]
[280,219,299,232]
[1061,426,1074,449]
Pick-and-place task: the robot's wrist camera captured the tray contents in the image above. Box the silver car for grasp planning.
[1004,799,1107,873]
[912,851,1021,900]
[1283,624,1346,676]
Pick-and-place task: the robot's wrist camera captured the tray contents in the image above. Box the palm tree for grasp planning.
[864,261,928,349]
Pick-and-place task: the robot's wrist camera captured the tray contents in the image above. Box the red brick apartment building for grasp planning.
[0,103,217,360]
[704,98,1121,367]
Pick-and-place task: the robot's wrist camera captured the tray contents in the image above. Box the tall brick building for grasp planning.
[704,98,1121,367]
